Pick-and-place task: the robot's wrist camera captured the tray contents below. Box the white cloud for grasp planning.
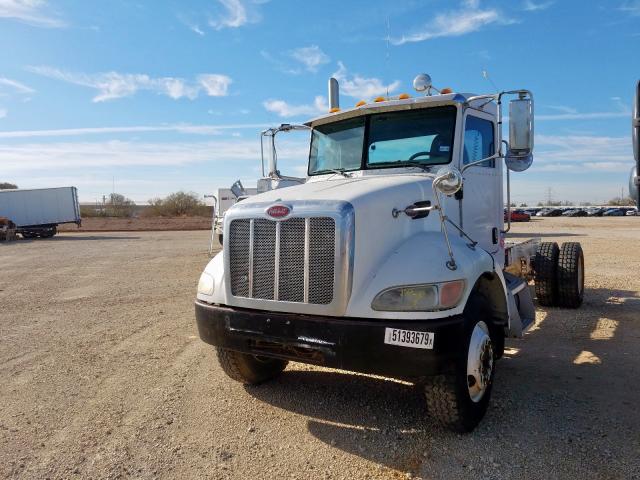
[0,108,7,119]
[0,76,35,94]
[523,0,554,11]
[391,0,514,45]
[544,105,578,115]
[178,14,205,36]
[0,0,65,27]
[332,62,400,99]
[208,0,248,30]
[537,111,630,121]
[620,1,640,15]
[0,123,269,139]
[0,137,309,176]
[534,134,632,171]
[263,96,328,117]
[289,45,330,73]
[198,74,232,97]
[537,99,630,121]
[26,66,232,102]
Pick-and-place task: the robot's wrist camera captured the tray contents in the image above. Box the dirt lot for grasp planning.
[58,216,211,232]
[1,218,639,479]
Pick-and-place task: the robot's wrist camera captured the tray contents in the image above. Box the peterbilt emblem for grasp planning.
[266,204,290,219]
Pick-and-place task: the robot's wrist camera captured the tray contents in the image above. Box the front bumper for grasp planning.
[195,301,465,379]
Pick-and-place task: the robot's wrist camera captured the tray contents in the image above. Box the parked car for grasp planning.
[505,209,531,222]
[587,208,605,217]
[567,209,588,217]
[561,209,575,216]
[540,208,563,217]
[625,209,638,216]
[603,208,625,216]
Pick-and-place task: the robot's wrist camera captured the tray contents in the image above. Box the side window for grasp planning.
[464,116,495,168]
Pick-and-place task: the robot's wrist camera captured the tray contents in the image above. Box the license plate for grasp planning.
[384,328,434,349]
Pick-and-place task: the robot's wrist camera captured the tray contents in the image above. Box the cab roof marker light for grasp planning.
[398,93,411,99]
[355,100,366,107]
[440,87,453,94]
[329,107,340,113]
[374,96,386,103]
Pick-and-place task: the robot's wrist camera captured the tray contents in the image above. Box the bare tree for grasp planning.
[106,193,136,217]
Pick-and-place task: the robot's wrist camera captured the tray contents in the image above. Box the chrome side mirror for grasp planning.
[629,166,638,203]
[633,80,639,183]
[509,96,534,153]
[230,179,246,199]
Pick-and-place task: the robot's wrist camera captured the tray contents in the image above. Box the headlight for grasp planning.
[371,280,465,312]
[197,272,215,296]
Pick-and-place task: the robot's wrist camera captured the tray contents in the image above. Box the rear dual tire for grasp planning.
[534,241,584,308]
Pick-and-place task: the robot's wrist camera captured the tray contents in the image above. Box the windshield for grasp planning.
[308,117,364,175]
[308,106,457,175]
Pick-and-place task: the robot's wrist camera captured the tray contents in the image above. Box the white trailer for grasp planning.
[195,74,585,432]
[0,187,81,238]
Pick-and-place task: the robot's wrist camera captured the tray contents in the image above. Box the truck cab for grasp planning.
[195,74,584,432]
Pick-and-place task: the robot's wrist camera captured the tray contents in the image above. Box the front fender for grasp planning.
[197,251,228,305]
[346,231,495,319]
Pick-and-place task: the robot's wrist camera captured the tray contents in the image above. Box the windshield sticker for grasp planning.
[440,146,450,152]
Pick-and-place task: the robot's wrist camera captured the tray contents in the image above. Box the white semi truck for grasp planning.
[195,74,585,432]
[0,187,81,238]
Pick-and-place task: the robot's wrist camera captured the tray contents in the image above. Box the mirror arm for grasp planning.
[431,181,457,270]
[460,152,502,173]
[501,140,512,234]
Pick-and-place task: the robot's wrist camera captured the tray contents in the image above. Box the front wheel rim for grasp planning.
[467,321,493,403]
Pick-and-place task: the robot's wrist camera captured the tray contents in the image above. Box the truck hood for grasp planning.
[237,174,437,213]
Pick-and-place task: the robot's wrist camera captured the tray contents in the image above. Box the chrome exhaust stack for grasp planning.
[328,77,339,110]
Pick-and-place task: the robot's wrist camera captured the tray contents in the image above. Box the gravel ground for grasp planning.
[1,218,639,479]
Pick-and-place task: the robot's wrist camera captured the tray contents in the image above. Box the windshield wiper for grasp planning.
[313,168,352,177]
[373,160,432,172]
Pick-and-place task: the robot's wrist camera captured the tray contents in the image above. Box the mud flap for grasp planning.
[504,272,536,337]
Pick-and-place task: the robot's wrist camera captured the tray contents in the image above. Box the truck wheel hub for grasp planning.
[467,321,493,403]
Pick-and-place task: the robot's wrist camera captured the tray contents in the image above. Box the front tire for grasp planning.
[216,348,287,385]
[424,294,496,432]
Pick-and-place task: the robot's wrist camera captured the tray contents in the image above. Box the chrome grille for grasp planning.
[252,219,276,300]
[228,217,336,304]
[228,219,250,297]
[308,218,336,304]
[278,218,305,302]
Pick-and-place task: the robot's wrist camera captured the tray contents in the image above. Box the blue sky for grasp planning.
[0,0,638,205]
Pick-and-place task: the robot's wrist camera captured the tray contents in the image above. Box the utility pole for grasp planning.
[545,187,553,206]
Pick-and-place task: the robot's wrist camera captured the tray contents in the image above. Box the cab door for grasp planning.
[460,111,503,258]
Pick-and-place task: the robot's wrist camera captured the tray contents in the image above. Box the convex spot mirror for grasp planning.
[434,166,463,196]
[507,96,534,172]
